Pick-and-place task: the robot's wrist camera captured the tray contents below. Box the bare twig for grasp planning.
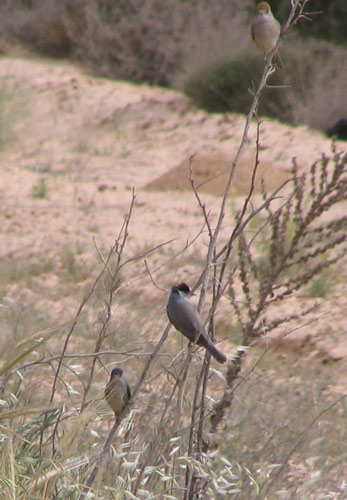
[183,3,320,496]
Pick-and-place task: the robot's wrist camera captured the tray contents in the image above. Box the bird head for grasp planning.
[110,368,123,379]
[256,2,271,15]
[170,282,196,300]
[177,282,195,298]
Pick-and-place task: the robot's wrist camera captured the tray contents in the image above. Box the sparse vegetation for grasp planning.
[0,0,346,132]
[183,40,347,131]
[183,54,286,117]
[229,149,346,343]
[31,178,48,199]
[1,145,346,496]
[309,270,332,298]
[0,81,25,149]
[1,156,346,498]
[0,1,346,499]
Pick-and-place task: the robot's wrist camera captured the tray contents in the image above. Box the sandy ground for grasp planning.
[0,55,346,499]
[0,55,346,368]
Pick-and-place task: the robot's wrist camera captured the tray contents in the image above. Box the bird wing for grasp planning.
[168,297,205,341]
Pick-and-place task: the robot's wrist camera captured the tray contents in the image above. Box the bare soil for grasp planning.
[0,57,346,498]
[1,55,346,360]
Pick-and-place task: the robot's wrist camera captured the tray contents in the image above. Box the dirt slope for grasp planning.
[0,56,346,363]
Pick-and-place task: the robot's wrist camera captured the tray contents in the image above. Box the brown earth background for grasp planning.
[0,56,346,498]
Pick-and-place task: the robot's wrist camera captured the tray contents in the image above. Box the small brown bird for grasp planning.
[251,2,281,55]
[167,282,227,364]
[104,368,131,419]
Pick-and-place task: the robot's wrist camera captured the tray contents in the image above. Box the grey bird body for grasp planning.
[167,283,226,364]
[105,368,131,418]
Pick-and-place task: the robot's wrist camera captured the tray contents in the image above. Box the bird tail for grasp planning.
[197,335,226,363]
[208,342,227,364]
[196,330,227,363]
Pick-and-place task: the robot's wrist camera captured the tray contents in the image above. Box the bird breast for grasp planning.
[105,376,128,415]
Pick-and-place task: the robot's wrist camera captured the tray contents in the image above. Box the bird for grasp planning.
[251,2,281,55]
[166,282,227,364]
[104,368,131,419]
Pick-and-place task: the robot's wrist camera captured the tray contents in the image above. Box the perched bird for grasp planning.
[104,368,131,419]
[251,2,281,55]
[167,282,227,364]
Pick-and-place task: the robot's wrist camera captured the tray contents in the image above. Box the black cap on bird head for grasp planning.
[110,368,123,379]
[176,283,191,294]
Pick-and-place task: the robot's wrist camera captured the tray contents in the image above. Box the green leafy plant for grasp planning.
[31,178,48,199]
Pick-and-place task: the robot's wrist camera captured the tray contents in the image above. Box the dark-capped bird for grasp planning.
[167,283,227,364]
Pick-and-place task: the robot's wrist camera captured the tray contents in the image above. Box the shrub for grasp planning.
[182,39,347,131]
[229,148,347,344]
[0,0,252,84]
[0,0,73,57]
[183,54,289,118]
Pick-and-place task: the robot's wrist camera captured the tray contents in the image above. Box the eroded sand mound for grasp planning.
[144,151,290,196]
